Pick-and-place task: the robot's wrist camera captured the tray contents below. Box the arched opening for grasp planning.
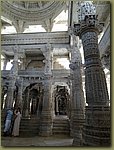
[22,83,43,118]
[54,85,70,117]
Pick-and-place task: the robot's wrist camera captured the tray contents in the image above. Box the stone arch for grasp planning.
[22,82,44,117]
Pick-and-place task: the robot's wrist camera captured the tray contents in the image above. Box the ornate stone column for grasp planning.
[22,86,30,118]
[39,44,53,136]
[5,45,19,109]
[15,77,23,109]
[69,36,85,146]
[20,52,26,70]
[73,2,110,146]
[5,78,16,109]
[42,43,52,75]
[25,88,30,117]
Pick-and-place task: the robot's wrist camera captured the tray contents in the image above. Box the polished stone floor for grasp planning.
[1,135,73,147]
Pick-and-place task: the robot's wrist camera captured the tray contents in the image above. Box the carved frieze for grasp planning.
[1,32,69,48]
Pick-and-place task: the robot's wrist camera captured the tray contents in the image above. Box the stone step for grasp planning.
[53,130,70,134]
[53,126,69,129]
[19,117,40,137]
[1,116,40,137]
[52,117,70,135]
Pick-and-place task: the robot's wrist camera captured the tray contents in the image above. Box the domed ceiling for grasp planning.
[2,1,65,20]
[1,1,66,31]
[10,1,55,10]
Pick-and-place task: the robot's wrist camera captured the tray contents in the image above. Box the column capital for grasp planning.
[73,15,104,38]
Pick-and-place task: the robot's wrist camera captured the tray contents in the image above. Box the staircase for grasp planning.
[1,110,40,137]
[19,116,40,137]
[53,115,70,135]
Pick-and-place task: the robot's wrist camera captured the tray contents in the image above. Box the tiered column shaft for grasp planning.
[5,78,16,109]
[5,45,19,109]
[69,38,85,146]
[15,78,23,109]
[39,44,53,136]
[74,12,110,146]
[39,75,52,136]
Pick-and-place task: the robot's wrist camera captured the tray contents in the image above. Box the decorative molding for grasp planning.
[1,31,69,45]
[1,1,65,27]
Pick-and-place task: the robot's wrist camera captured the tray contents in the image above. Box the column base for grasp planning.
[39,110,52,137]
[70,111,84,146]
[82,106,111,146]
[72,126,83,146]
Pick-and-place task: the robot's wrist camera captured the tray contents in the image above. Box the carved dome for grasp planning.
[8,1,54,10]
[1,1,66,23]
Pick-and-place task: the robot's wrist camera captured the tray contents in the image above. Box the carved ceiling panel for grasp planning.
[1,1,66,23]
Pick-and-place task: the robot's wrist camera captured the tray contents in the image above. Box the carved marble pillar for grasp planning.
[5,77,16,109]
[20,52,26,70]
[15,78,23,109]
[73,2,110,146]
[22,86,30,118]
[69,39,85,146]
[5,45,19,109]
[39,44,53,136]
[25,88,30,117]
[42,44,52,75]
[39,75,52,136]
